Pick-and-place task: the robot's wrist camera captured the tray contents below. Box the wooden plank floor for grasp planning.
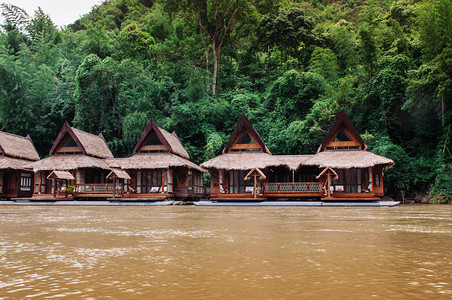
[322,197,380,201]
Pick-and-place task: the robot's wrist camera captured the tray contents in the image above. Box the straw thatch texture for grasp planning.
[273,155,313,170]
[71,128,113,158]
[0,131,39,161]
[25,155,111,172]
[306,150,394,169]
[107,153,206,172]
[133,120,190,159]
[106,169,131,179]
[201,152,292,170]
[0,156,35,170]
[47,170,75,180]
[159,128,190,159]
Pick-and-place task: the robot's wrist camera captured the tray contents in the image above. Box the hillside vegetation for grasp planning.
[0,0,451,202]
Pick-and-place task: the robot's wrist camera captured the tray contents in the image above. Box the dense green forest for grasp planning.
[0,0,450,202]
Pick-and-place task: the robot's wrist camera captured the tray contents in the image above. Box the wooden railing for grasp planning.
[133,183,173,194]
[76,184,114,194]
[190,184,205,195]
[264,182,322,194]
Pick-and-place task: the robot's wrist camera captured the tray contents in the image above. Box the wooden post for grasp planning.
[74,170,77,194]
[38,172,42,194]
[254,173,257,198]
[327,172,331,198]
[219,169,223,193]
[292,169,295,192]
[53,178,56,197]
[368,167,373,192]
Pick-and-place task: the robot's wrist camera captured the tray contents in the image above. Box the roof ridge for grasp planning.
[0,130,31,140]
[71,126,104,138]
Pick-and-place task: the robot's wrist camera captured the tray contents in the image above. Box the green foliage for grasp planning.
[0,0,450,200]
[67,185,75,194]
[267,69,326,122]
[258,8,318,61]
[417,0,452,60]
[368,135,414,198]
[115,23,154,60]
[430,162,452,203]
[308,47,339,82]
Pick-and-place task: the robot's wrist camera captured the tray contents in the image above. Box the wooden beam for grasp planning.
[327,172,331,198]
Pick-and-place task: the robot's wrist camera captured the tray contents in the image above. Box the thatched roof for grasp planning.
[71,128,113,158]
[49,122,113,159]
[0,156,36,170]
[25,155,111,172]
[306,150,394,169]
[0,131,39,161]
[107,153,206,173]
[202,152,290,170]
[273,155,313,170]
[318,110,366,153]
[107,169,131,180]
[201,150,393,171]
[223,114,271,154]
[47,170,75,180]
[133,119,190,159]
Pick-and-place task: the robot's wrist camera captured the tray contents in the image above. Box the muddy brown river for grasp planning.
[0,205,451,299]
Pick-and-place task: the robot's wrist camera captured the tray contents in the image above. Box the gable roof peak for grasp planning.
[222,114,271,154]
[317,110,366,153]
[49,122,113,158]
[133,119,190,159]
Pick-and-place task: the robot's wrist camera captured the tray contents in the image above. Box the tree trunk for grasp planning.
[212,44,218,96]
[442,91,445,127]
[205,48,211,92]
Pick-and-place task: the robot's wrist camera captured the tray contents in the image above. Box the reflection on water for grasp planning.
[0,205,451,299]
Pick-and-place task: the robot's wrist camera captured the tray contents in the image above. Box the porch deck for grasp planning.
[211,194,266,201]
[264,182,323,198]
[106,196,168,201]
[322,197,380,201]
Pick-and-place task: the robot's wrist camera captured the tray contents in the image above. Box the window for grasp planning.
[236,132,255,144]
[334,129,352,142]
[228,170,252,194]
[62,136,78,147]
[145,132,163,145]
[20,173,32,191]
[141,170,165,193]
[334,169,362,193]
[56,134,83,155]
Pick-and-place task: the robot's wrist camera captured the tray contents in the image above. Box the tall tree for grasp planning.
[162,0,271,95]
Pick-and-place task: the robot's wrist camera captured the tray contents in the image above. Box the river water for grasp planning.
[0,205,451,299]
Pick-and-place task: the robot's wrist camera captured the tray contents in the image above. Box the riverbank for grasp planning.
[0,200,401,207]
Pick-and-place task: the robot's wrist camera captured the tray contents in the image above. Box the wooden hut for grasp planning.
[0,131,40,198]
[107,119,206,200]
[306,110,394,200]
[202,112,394,201]
[201,114,306,200]
[25,122,114,199]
